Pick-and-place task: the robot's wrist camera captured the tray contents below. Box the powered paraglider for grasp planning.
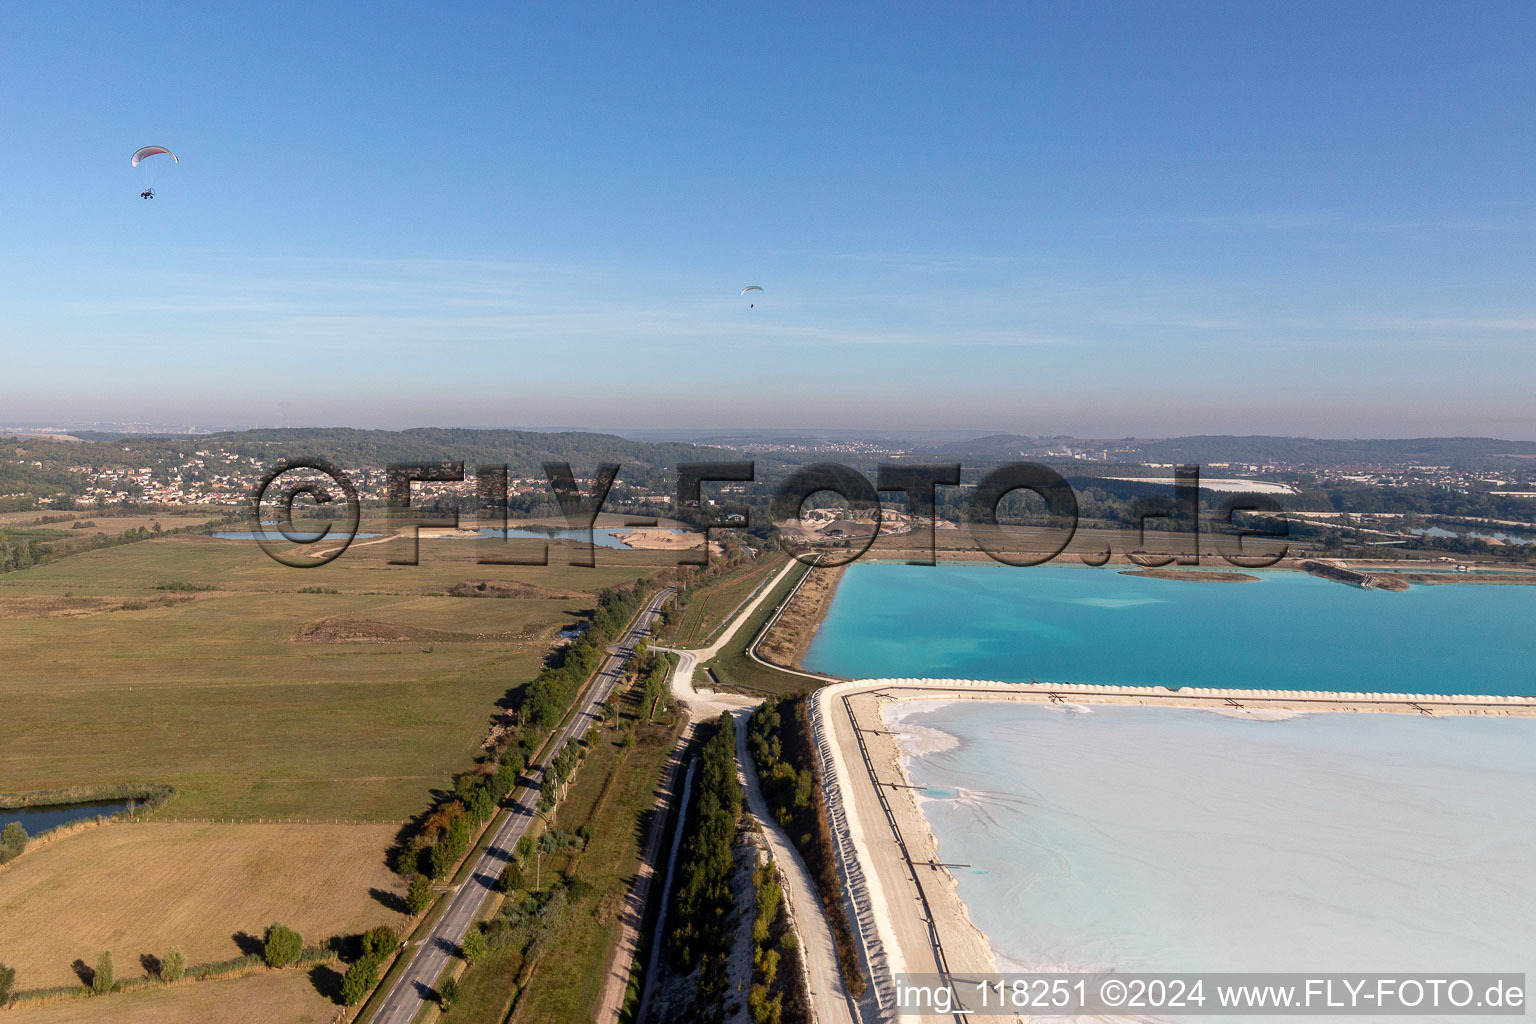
[131,146,178,199]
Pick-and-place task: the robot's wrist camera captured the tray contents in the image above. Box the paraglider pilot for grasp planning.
[140,188,154,199]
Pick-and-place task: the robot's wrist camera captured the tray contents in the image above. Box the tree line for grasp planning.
[0,518,230,575]
[667,713,744,1020]
[747,860,811,1024]
[0,919,400,1009]
[746,697,867,999]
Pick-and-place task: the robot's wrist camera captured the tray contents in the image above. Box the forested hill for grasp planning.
[12,427,731,476]
[194,427,729,473]
[0,427,738,511]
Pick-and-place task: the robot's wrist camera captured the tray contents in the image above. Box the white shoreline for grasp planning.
[811,678,1536,1022]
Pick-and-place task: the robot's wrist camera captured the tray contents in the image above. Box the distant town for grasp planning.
[3,429,1535,516]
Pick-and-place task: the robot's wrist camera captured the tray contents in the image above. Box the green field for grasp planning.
[0,528,674,821]
[667,554,787,647]
[702,558,818,697]
[434,945,522,1023]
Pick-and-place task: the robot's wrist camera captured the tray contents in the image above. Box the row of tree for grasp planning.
[0,918,403,1009]
[0,518,226,575]
[394,754,522,881]
[359,579,659,1013]
[391,582,651,881]
[747,861,811,1024]
[668,714,744,1019]
[339,926,398,1006]
[538,739,584,813]
[522,584,651,728]
[634,645,674,721]
[746,698,867,999]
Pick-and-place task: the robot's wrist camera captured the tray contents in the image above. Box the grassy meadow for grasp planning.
[666,554,787,647]
[0,526,675,821]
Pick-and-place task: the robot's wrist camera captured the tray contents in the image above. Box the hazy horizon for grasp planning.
[12,419,1536,445]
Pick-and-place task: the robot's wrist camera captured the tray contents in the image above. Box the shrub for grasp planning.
[407,874,434,914]
[393,835,428,876]
[438,975,459,1008]
[748,983,783,1024]
[468,785,495,822]
[758,947,779,987]
[91,951,114,994]
[161,947,186,982]
[497,753,524,790]
[361,926,399,960]
[486,770,510,805]
[262,924,302,968]
[459,926,486,964]
[427,813,475,879]
[754,876,782,943]
[339,955,379,1006]
[0,822,27,864]
[0,962,15,1004]
[429,840,457,880]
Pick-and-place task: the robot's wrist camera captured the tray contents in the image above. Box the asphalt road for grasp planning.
[367,586,676,1024]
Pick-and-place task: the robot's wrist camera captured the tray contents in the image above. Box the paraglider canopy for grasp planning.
[740,285,764,296]
[130,146,178,167]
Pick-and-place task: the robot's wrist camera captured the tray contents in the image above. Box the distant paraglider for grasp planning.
[741,285,764,308]
[131,146,177,199]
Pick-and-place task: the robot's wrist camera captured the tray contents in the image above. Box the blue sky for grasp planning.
[3,2,1533,436]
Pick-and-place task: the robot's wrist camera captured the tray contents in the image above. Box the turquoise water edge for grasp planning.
[805,562,1536,696]
[813,563,1536,1019]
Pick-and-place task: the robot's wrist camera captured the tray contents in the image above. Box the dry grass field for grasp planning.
[6,968,338,1024]
[0,822,404,990]
[0,529,672,820]
[26,513,228,533]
